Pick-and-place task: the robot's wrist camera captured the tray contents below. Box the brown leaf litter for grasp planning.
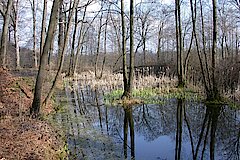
[0,68,65,160]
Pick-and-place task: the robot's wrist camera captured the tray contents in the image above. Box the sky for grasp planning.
[86,0,175,12]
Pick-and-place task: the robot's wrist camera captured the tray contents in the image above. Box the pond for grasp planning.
[53,81,240,160]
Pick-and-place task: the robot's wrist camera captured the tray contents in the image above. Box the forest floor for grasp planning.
[0,68,66,160]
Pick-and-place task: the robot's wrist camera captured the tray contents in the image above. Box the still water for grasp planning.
[54,82,240,160]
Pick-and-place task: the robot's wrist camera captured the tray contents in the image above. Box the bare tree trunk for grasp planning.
[235,31,238,56]
[142,23,146,65]
[43,0,79,106]
[68,8,78,77]
[48,33,55,68]
[211,0,220,100]
[121,0,128,98]
[13,0,20,69]
[122,0,134,98]
[31,0,61,117]
[94,13,103,79]
[200,0,211,93]
[29,0,38,68]
[40,0,47,56]
[221,34,225,59]
[58,3,64,67]
[73,2,88,75]
[183,32,193,76]
[110,13,121,56]
[128,0,135,96]
[0,0,13,68]
[190,0,210,96]
[175,0,184,87]
[100,7,110,79]
[157,22,163,63]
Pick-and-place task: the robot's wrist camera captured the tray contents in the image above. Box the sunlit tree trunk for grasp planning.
[0,0,13,68]
[31,0,61,117]
[68,8,78,77]
[13,0,20,69]
[29,0,38,68]
[40,0,47,56]
[43,0,80,106]
[58,3,64,67]
[48,33,55,68]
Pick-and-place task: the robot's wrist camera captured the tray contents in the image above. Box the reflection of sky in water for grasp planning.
[136,135,174,160]
[136,135,192,160]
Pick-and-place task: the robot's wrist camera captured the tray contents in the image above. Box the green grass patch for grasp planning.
[104,88,162,105]
[104,87,203,106]
[161,87,203,100]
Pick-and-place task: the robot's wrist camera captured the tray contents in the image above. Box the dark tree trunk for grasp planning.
[175,0,184,88]
[128,0,135,97]
[121,0,128,98]
[122,0,134,98]
[211,0,220,100]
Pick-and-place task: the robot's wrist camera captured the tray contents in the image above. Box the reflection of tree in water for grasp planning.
[63,82,240,159]
[175,99,183,160]
[183,101,222,160]
[215,107,240,160]
[134,104,162,141]
[184,101,240,160]
[102,97,239,160]
[134,103,175,141]
[123,105,135,159]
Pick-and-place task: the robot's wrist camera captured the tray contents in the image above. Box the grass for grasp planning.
[104,87,203,106]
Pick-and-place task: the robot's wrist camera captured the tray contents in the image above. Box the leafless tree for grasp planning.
[0,0,13,68]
